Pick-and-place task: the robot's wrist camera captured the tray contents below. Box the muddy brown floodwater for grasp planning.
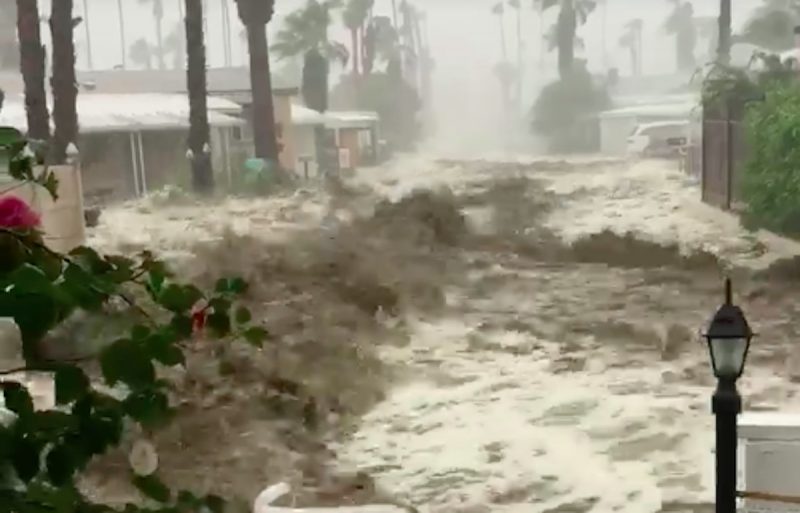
[84,157,800,513]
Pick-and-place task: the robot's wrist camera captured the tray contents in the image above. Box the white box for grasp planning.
[739,413,800,512]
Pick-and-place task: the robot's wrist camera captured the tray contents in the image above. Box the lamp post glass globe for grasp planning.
[708,336,749,379]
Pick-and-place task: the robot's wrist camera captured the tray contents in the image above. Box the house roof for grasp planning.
[599,102,697,120]
[0,67,300,97]
[0,93,243,133]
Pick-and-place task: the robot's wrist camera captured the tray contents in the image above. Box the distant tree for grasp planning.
[129,37,154,69]
[343,0,373,76]
[273,0,349,63]
[491,2,508,60]
[184,0,214,193]
[739,0,800,52]
[619,18,643,76]
[234,0,280,162]
[540,0,596,78]
[163,22,186,70]
[49,0,79,164]
[1,2,20,69]
[664,0,696,71]
[140,0,166,69]
[16,0,50,141]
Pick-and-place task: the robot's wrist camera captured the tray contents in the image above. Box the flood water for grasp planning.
[88,156,800,512]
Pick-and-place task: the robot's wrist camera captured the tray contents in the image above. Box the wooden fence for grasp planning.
[700,102,749,211]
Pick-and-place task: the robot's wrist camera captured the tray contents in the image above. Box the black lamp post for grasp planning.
[704,278,754,513]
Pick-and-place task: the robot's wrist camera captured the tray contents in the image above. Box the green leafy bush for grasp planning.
[530,65,610,153]
[741,84,800,235]
[0,139,268,511]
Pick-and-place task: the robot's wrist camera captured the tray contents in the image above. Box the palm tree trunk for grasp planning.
[50,0,78,164]
[717,0,731,64]
[245,21,279,161]
[221,0,231,66]
[155,10,166,69]
[16,0,50,141]
[82,0,93,69]
[117,0,126,68]
[515,6,522,109]
[499,14,507,60]
[557,3,575,79]
[185,0,214,192]
[350,28,359,75]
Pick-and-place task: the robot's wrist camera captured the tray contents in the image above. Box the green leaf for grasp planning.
[242,327,269,348]
[46,444,77,485]
[41,172,60,201]
[204,495,225,513]
[228,277,248,294]
[209,297,231,314]
[54,366,90,405]
[10,432,41,482]
[132,474,172,503]
[69,247,111,274]
[145,332,185,367]
[2,381,34,419]
[9,264,54,295]
[169,314,193,339]
[158,284,203,314]
[30,246,64,280]
[207,312,231,337]
[234,306,252,324]
[123,389,172,428]
[100,339,156,389]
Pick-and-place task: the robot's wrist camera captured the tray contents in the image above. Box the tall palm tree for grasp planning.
[184,0,214,192]
[163,21,185,69]
[273,0,349,63]
[50,0,79,164]
[234,0,279,161]
[508,0,523,108]
[129,38,154,69]
[619,18,643,76]
[718,0,731,63]
[82,0,93,69]
[0,3,18,69]
[343,0,373,76]
[541,0,596,78]
[117,0,127,68]
[140,0,166,69]
[739,0,800,51]
[491,2,508,60]
[16,0,50,141]
[664,0,696,71]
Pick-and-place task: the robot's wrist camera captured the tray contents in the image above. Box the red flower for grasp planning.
[0,195,41,229]
[191,303,207,334]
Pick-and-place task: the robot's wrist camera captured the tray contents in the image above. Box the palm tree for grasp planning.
[184,0,214,192]
[234,0,279,161]
[16,0,50,141]
[619,18,643,76]
[491,2,508,60]
[50,0,79,164]
[140,0,166,69]
[0,3,18,69]
[81,0,93,69]
[343,0,373,76]
[129,38,154,69]
[163,22,185,69]
[117,0,127,68]
[739,0,800,51]
[718,0,731,63]
[541,0,596,79]
[508,0,523,108]
[664,0,696,71]
[273,0,349,63]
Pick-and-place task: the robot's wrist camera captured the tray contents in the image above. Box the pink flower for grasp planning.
[0,195,41,229]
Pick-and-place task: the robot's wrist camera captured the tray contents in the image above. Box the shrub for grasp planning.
[530,65,610,153]
[741,84,800,234]
[0,136,269,512]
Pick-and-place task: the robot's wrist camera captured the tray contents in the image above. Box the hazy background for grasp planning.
[34,0,761,155]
